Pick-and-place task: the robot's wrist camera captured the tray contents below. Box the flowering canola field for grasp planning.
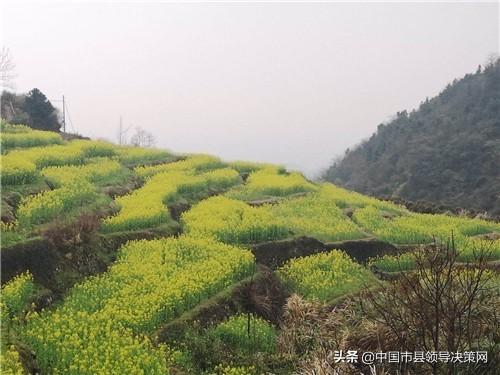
[1,122,62,150]
[1,124,500,373]
[277,250,378,302]
[21,236,254,374]
[102,167,241,232]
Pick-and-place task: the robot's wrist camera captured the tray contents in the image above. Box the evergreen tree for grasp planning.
[323,58,500,216]
[23,88,60,131]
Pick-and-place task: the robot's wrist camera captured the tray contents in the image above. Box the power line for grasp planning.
[50,96,75,133]
[62,95,66,132]
[64,99,75,133]
[118,115,133,145]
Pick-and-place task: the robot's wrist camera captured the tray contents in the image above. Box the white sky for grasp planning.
[1,1,499,176]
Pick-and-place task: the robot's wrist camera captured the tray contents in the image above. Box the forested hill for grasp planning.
[323,59,500,216]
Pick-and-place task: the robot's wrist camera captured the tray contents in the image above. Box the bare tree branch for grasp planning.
[0,47,17,89]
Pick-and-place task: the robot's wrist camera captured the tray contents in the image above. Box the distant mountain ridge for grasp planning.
[323,59,500,216]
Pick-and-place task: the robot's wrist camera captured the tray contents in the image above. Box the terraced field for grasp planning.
[1,124,499,374]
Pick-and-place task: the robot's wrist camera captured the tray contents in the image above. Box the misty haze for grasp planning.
[1,2,500,374]
[2,1,498,176]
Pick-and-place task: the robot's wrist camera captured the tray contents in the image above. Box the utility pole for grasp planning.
[62,95,66,133]
[118,116,132,145]
[118,115,123,145]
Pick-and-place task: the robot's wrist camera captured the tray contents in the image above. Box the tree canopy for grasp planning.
[24,88,60,131]
[323,59,500,216]
[1,88,61,132]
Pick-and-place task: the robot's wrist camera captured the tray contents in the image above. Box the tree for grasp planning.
[0,47,16,89]
[23,88,61,131]
[323,59,500,216]
[129,126,155,147]
[0,91,29,124]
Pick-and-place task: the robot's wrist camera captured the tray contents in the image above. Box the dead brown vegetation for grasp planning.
[279,240,499,375]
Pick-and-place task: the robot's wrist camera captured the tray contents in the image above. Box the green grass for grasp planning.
[370,238,500,273]
[209,314,277,354]
[368,252,418,273]
[0,227,28,248]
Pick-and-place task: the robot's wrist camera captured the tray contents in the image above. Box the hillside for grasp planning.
[323,59,500,216]
[1,123,499,374]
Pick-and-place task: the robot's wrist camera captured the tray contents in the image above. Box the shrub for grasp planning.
[42,213,101,246]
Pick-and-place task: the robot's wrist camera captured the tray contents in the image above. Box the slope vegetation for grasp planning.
[323,60,500,216]
[1,123,499,374]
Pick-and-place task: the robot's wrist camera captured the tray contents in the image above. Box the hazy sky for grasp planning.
[1,1,499,176]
